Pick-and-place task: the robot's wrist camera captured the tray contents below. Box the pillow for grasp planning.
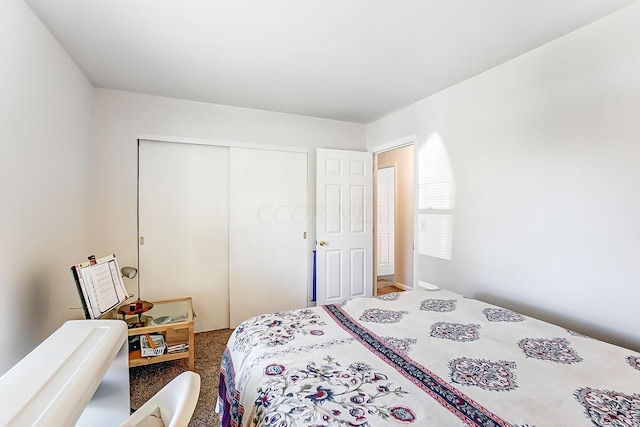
[135,407,165,427]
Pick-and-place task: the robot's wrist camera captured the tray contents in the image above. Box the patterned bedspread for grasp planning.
[217,289,640,426]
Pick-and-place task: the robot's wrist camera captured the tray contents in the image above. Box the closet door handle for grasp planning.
[319,240,328,246]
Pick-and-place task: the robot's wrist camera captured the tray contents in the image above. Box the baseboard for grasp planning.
[395,282,413,291]
[418,280,440,290]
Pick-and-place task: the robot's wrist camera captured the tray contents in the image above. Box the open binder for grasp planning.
[71,254,130,319]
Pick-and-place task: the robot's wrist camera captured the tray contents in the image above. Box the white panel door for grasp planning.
[377,166,395,276]
[316,149,373,305]
[138,140,229,332]
[229,148,308,327]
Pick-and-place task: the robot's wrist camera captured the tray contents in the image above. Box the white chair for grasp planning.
[119,371,201,427]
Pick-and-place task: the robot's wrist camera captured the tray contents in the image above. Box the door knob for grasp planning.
[319,240,328,246]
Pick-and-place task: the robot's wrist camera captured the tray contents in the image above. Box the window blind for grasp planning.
[418,132,454,259]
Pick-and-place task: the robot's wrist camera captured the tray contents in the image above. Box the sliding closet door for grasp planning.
[138,140,229,332]
[229,148,308,327]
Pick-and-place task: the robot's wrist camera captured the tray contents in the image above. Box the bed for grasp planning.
[217,288,640,426]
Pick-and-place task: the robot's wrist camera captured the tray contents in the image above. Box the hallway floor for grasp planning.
[377,274,404,295]
[377,284,404,295]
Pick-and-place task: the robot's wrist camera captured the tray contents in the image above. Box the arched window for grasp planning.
[418,132,454,260]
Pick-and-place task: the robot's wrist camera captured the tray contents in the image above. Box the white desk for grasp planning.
[0,320,129,427]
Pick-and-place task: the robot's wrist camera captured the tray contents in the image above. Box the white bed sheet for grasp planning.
[218,289,640,426]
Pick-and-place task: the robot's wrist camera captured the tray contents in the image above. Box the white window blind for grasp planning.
[418,132,454,259]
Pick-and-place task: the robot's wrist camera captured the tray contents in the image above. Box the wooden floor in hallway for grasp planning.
[377,285,404,295]
[377,275,404,295]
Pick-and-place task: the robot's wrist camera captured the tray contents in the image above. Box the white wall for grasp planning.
[367,3,640,351]
[90,89,366,298]
[0,0,93,374]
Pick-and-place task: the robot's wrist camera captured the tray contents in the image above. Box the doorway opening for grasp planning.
[374,144,414,295]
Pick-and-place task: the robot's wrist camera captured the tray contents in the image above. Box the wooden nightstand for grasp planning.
[120,297,195,370]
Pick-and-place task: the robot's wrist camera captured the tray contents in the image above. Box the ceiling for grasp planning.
[25,0,637,124]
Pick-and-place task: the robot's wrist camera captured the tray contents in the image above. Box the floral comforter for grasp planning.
[217,289,640,426]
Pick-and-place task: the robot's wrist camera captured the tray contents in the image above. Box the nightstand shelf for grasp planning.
[120,297,194,370]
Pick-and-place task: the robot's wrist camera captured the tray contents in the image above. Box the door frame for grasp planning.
[369,135,417,291]
[138,133,309,153]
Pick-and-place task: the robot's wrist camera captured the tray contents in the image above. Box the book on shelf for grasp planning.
[166,343,189,354]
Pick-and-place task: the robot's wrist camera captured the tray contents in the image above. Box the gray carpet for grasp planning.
[130,329,234,427]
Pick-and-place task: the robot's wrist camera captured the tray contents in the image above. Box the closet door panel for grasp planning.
[229,148,308,327]
[138,140,229,332]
